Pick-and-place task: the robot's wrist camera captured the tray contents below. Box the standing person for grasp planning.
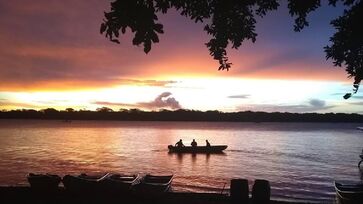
[206,140,211,147]
[175,139,185,147]
[191,139,197,147]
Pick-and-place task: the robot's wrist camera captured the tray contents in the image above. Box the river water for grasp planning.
[0,119,362,202]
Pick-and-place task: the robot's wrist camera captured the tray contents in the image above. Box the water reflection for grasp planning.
[169,152,226,164]
[191,154,197,164]
[0,120,362,202]
[206,153,210,163]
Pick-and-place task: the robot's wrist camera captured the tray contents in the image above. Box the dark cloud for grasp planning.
[309,99,326,108]
[237,99,334,113]
[227,94,250,99]
[0,1,195,91]
[0,0,350,92]
[94,92,182,110]
[0,75,177,91]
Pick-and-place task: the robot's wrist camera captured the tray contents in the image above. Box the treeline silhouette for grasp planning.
[1,108,363,123]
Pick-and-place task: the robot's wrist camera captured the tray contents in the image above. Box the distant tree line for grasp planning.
[1,108,363,123]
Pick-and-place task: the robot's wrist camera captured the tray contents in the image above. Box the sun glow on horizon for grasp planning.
[1,77,358,113]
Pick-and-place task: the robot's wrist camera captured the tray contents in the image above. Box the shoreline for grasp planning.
[0,186,324,204]
[1,109,363,123]
[2,118,363,124]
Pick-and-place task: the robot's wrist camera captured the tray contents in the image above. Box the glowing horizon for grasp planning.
[0,0,362,114]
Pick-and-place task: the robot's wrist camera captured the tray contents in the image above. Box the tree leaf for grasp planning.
[154,24,164,33]
[111,39,120,44]
[144,41,151,53]
[100,23,107,34]
[343,93,352,99]
[150,32,159,43]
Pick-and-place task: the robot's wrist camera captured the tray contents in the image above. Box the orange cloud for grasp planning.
[0,78,178,92]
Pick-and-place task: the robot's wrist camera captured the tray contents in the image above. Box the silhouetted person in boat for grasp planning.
[175,139,185,147]
[191,139,197,147]
[206,140,211,147]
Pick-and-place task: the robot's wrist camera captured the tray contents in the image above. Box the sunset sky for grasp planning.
[0,0,362,113]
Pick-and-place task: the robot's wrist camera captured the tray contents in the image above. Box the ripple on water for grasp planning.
[0,120,362,202]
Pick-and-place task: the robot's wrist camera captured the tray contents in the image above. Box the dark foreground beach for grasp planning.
[0,186,314,204]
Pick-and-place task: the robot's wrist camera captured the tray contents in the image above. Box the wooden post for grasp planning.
[252,179,270,204]
[230,179,249,204]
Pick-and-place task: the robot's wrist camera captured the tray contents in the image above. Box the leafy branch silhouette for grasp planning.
[101,0,362,98]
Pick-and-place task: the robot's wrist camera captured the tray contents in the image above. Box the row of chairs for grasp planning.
[230,179,270,204]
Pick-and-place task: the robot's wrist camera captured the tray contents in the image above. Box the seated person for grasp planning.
[206,140,211,147]
[175,139,185,147]
[191,139,197,147]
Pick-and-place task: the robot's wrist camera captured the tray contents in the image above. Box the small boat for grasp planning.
[168,145,227,153]
[100,173,140,194]
[62,173,109,194]
[335,181,363,203]
[357,127,363,131]
[134,174,173,195]
[27,173,61,191]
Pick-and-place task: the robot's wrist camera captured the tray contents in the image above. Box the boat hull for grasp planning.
[62,173,109,194]
[134,175,173,196]
[100,174,140,194]
[27,173,61,191]
[335,181,363,204]
[168,145,227,153]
